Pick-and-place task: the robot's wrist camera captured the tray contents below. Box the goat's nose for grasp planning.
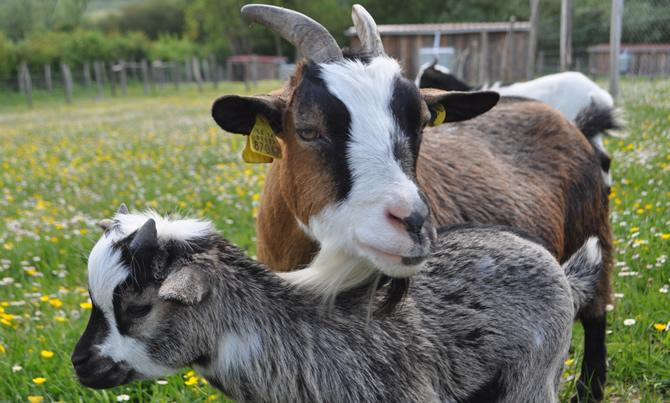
[387,200,428,236]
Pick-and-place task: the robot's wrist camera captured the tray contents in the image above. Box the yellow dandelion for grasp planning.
[184,376,198,386]
[0,344,5,353]
[50,237,59,243]
[629,227,639,233]
[636,208,645,215]
[2,242,13,250]
[564,358,575,366]
[39,296,49,302]
[207,395,218,401]
[654,323,666,331]
[32,377,47,385]
[0,318,11,326]
[661,233,670,240]
[27,396,44,403]
[80,302,92,310]
[54,316,67,323]
[48,298,63,308]
[40,350,54,359]
[79,228,88,235]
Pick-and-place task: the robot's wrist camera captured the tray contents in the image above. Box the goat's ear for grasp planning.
[158,266,209,306]
[421,89,499,124]
[212,95,285,135]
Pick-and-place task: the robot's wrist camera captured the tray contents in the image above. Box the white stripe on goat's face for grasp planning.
[298,57,434,283]
[73,211,215,388]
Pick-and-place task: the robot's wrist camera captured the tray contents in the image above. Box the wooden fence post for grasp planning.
[118,60,128,95]
[210,55,219,88]
[141,59,150,95]
[527,0,540,79]
[478,31,489,85]
[192,57,203,92]
[93,61,104,100]
[109,63,117,97]
[609,0,623,97]
[560,0,573,71]
[171,61,180,90]
[185,58,193,82]
[61,63,73,104]
[83,62,91,87]
[44,64,53,93]
[19,62,33,108]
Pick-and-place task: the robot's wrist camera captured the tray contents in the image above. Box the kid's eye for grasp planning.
[125,304,152,318]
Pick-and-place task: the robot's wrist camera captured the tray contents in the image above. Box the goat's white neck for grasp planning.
[280,247,378,297]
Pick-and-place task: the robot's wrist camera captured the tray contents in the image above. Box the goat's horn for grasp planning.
[241,4,342,63]
[351,4,385,57]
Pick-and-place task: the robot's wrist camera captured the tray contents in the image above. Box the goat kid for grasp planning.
[73,208,604,403]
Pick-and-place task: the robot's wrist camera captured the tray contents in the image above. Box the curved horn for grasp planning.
[351,4,385,57]
[241,4,342,63]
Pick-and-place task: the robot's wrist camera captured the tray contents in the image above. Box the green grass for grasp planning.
[0,78,669,402]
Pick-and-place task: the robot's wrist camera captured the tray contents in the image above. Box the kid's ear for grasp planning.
[212,95,285,135]
[158,266,210,306]
[421,89,500,124]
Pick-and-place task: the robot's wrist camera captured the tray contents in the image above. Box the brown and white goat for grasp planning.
[211,4,612,401]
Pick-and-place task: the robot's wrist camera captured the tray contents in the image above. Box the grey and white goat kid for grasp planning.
[73,207,603,402]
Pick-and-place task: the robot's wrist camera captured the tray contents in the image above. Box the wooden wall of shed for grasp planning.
[589,49,670,76]
[349,31,529,84]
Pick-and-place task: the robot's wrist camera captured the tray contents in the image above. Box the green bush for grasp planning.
[0,33,16,79]
[107,31,150,61]
[149,34,198,61]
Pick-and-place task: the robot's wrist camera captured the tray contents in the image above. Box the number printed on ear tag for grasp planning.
[242,136,273,163]
[430,104,447,126]
[245,114,282,163]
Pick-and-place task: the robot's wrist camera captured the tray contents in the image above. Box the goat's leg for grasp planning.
[573,311,607,402]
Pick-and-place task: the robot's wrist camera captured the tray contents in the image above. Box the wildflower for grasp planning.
[623,319,636,326]
[12,365,22,372]
[654,323,667,331]
[185,376,198,386]
[564,358,574,366]
[156,379,168,385]
[54,316,67,323]
[27,396,44,403]
[32,377,47,385]
[0,344,5,353]
[116,394,130,402]
[661,233,670,240]
[2,243,13,250]
[80,301,92,310]
[184,370,196,378]
[208,395,218,401]
[606,304,614,312]
[39,296,49,302]
[48,298,63,308]
[40,350,54,359]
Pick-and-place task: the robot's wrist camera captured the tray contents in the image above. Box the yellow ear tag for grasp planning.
[430,104,447,126]
[241,114,282,163]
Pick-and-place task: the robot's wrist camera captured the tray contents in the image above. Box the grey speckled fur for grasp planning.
[74,220,602,403]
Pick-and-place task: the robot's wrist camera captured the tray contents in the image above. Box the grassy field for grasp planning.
[0,78,668,402]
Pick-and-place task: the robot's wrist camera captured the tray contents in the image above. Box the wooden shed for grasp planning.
[345,21,531,84]
[588,43,670,77]
[226,54,287,81]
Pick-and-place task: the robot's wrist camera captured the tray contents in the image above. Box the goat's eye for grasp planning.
[296,128,319,141]
[125,304,152,318]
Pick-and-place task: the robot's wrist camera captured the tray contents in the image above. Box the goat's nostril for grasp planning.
[402,211,426,235]
[71,351,90,367]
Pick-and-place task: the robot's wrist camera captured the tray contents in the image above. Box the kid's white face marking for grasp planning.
[86,211,216,377]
